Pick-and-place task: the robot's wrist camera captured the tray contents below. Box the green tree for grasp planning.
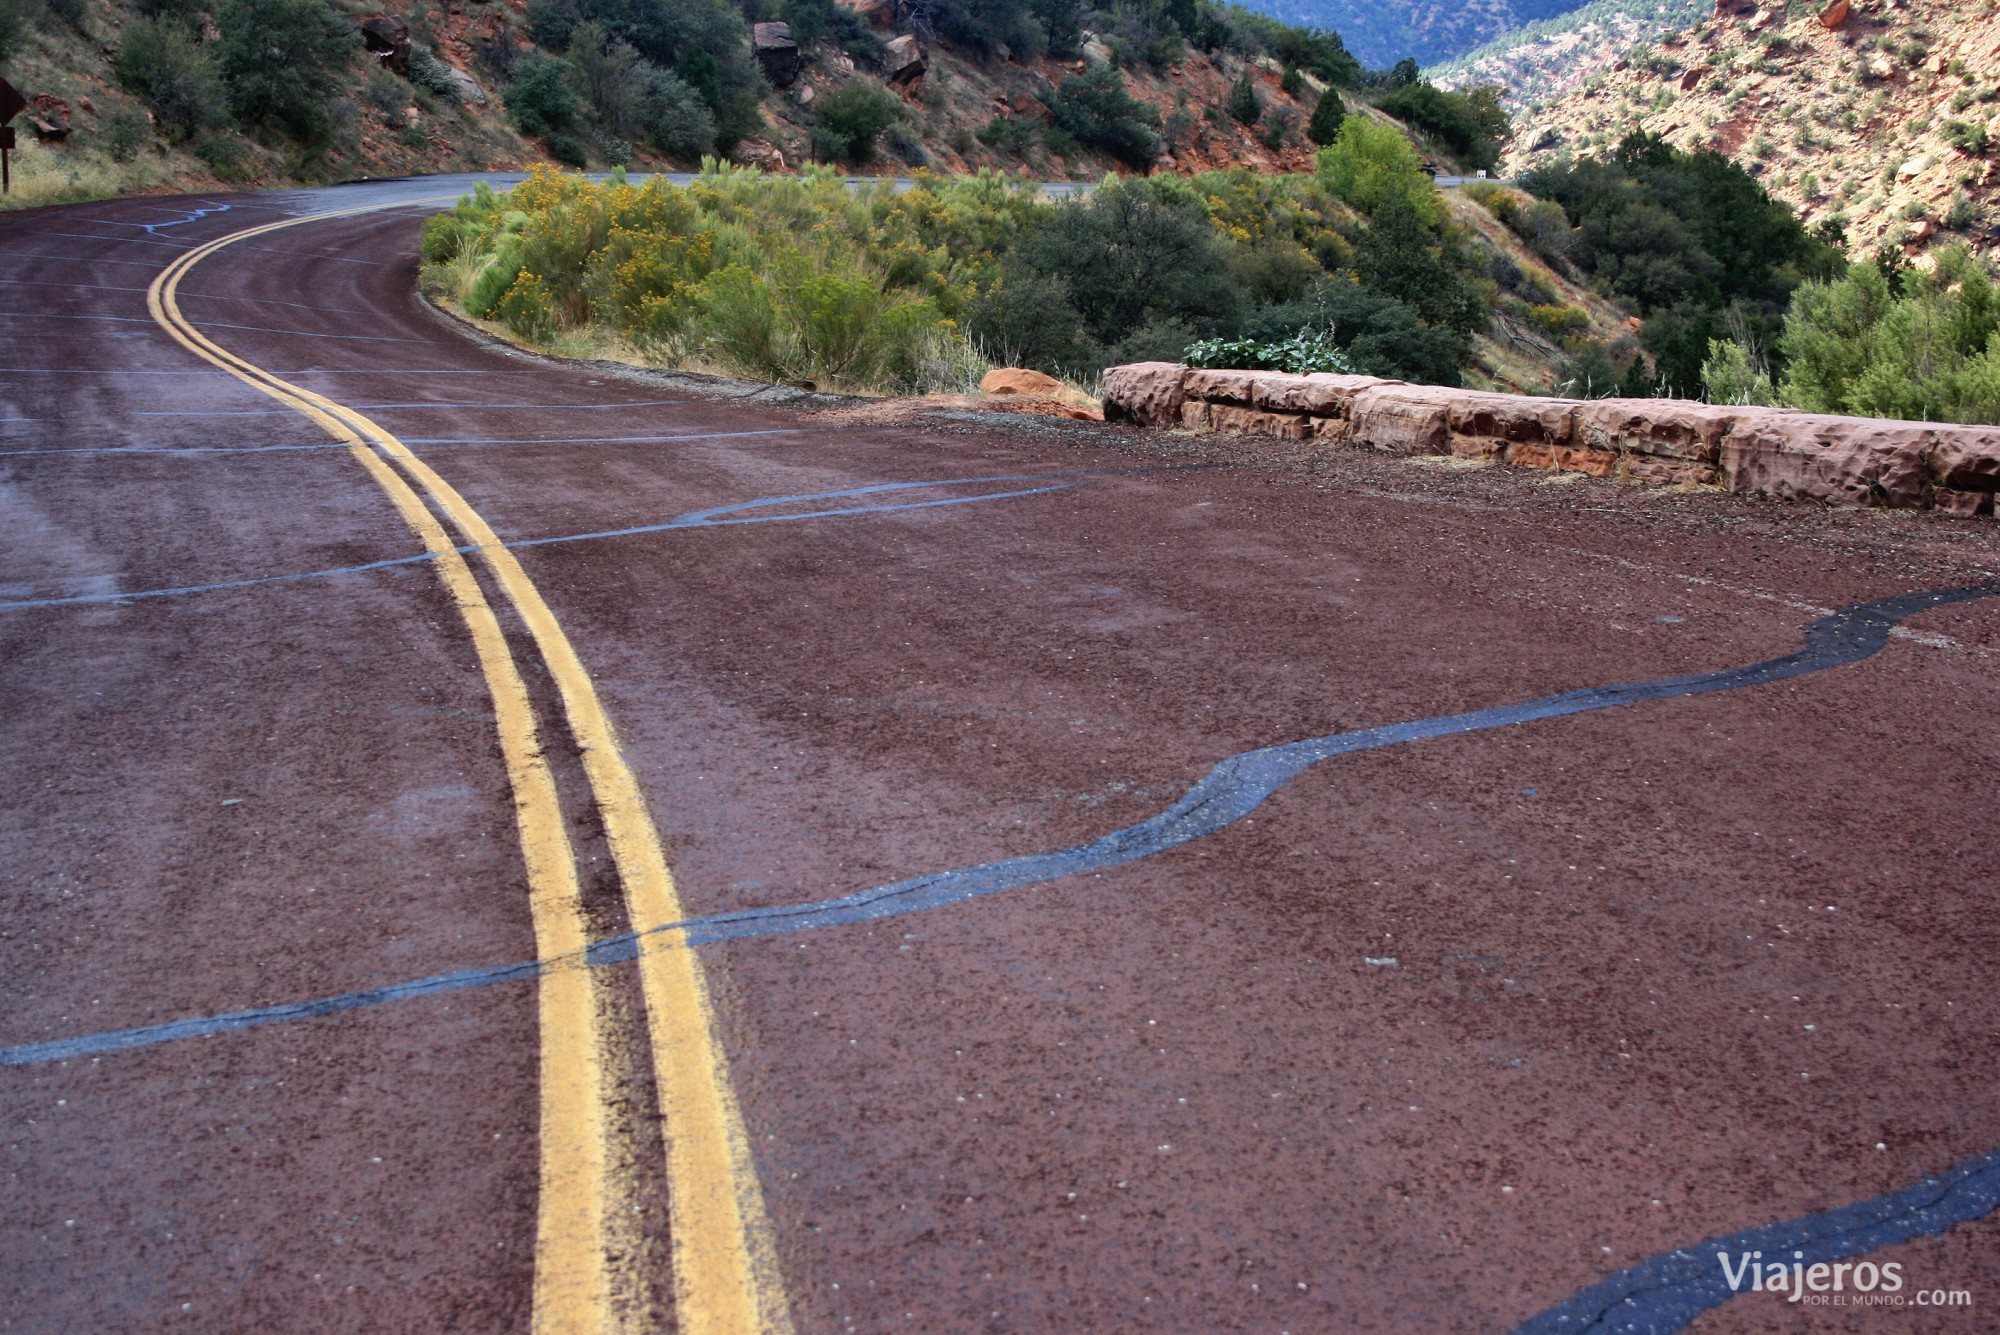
[1376,80,1506,172]
[640,66,716,161]
[508,53,585,139]
[813,80,901,165]
[1226,70,1260,125]
[1305,88,1345,146]
[1777,245,2000,424]
[1316,115,1439,221]
[1521,131,1844,395]
[1000,181,1245,370]
[1046,63,1161,168]
[114,16,227,142]
[1352,187,1484,335]
[1700,338,1777,406]
[213,0,353,144]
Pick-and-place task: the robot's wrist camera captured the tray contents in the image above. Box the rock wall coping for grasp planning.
[1099,363,1998,517]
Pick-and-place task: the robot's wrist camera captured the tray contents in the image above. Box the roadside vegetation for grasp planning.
[422,131,1494,396]
[1703,244,2000,426]
[1486,132,1844,398]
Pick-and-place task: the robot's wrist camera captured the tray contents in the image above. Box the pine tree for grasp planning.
[1226,71,1261,126]
[1306,88,1346,147]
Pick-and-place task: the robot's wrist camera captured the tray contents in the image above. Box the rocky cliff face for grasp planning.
[1429,0,1707,110]
[1501,0,1999,263]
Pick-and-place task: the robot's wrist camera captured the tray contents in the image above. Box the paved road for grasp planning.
[3,177,2000,1334]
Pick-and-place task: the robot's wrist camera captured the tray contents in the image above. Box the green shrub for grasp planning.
[191,130,253,182]
[1226,70,1260,125]
[1942,120,1991,156]
[1305,88,1344,146]
[497,270,561,342]
[1259,108,1289,152]
[464,235,526,319]
[640,67,716,161]
[978,115,1035,152]
[1184,330,1355,374]
[1777,245,2000,424]
[1315,115,1439,221]
[104,109,150,161]
[1700,337,1776,405]
[1046,63,1162,168]
[773,0,882,62]
[0,0,27,65]
[213,0,353,144]
[508,54,584,140]
[968,267,1089,371]
[114,17,227,143]
[408,46,461,99]
[1003,181,1243,369]
[1526,303,1590,339]
[814,81,901,165]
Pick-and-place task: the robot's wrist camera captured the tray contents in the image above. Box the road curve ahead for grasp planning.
[4,178,2000,1334]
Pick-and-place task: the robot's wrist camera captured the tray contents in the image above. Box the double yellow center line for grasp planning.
[148,204,791,1335]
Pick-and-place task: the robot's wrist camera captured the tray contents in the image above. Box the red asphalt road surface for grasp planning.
[3,182,1999,1333]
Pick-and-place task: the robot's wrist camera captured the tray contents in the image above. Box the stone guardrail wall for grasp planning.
[1100,363,1999,517]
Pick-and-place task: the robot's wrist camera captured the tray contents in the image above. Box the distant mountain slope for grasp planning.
[1429,0,1706,109]
[1500,0,2000,264]
[1233,0,1597,68]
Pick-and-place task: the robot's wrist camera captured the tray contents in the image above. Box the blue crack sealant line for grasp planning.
[7,580,1994,1054]
[6,581,2000,1335]
[1510,1150,2000,1334]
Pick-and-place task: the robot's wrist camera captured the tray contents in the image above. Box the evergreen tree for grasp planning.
[1306,88,1345,146]
[1226,70,1261,126]
[213,0,353,144]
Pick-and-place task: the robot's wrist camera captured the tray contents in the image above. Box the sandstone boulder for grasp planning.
[1720,413,1932,508]
[754,23,804,88]
[1348,385,1453,456]
[1817,0,1851,29]
[729,138,787,172]
[27,93,71,141]
[1576,398,1737,463]
[1247,372,1389,417]
[1447,391,1579,462]
[446,68,488,106]
[884,34,927,86]
[1183,367,1269,407]
[1933,488,1995,518]
[1208,405,1312,440]
[1100,362,1187,428]
[981,368,1067,397]
[358,15,411,72]
[1929,425,2000,493]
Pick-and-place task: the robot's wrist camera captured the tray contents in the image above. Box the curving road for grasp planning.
[4,176,2000,1333]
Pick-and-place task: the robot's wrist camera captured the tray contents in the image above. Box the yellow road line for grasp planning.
[147,209,617,1335]
[149,204,790,1335]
